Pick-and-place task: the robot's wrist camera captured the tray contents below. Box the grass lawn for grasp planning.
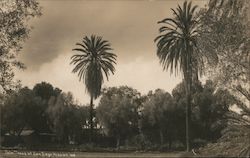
[0,150,193,158]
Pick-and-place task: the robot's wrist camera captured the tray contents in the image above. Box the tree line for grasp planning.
[0,80,234,150]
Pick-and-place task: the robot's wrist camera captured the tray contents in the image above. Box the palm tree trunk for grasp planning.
[186,83,191,152]
[116,135,120,149]
[89,96,94,142]
[159,129,164,146]
[168,136,172,150]
[185,50,192,152]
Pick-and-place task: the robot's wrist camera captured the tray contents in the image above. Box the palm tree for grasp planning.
[70,35,117,141]
[155,1,202,151]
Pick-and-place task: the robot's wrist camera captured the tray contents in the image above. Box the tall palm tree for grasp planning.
[155,1,202,151]
[70,35,117,141]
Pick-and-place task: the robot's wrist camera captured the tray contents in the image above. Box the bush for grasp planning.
[125,134,152,150]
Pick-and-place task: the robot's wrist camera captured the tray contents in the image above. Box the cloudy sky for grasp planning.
[15,0,207,105]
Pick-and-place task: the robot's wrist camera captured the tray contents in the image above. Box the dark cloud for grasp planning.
[19,0,207,71]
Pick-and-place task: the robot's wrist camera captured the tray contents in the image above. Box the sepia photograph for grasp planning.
[0,0,249,157]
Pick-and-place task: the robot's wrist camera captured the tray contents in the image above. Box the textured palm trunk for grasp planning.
[116,135,120,149]
[186,81,191,152]
[159,129,164,146]
[89,96,94,142]
[185,48,192,152]
[168,136,172,150]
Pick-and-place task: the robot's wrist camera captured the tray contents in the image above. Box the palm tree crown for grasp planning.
[155,1,201,77]
[71,35,117,99]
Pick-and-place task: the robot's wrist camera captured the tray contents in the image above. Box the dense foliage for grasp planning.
[1,80,234,150]
[196,0,250,156]
[96,86,141,148]
[0,82,86,146]
[0,0,41,92]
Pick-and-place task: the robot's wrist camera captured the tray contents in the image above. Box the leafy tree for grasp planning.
[1,83,86,146]
[1,82,62,135]
[96,86,140,148]
[170,80,232,148]
[33,82,61,101]
[197,1,250,156]
[32,82,62,132]
[154,1,211,151]
[47,92,84,144]
[198,0,250,109]
[1,92,26,137]
[192,80,233,141]
[141,89,174,148]
[171,82,192,146]
[1,87,44,136]
[70,35,117,141]
[0,0,41,92]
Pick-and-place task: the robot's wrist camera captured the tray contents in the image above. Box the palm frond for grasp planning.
[155,0,204,79]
